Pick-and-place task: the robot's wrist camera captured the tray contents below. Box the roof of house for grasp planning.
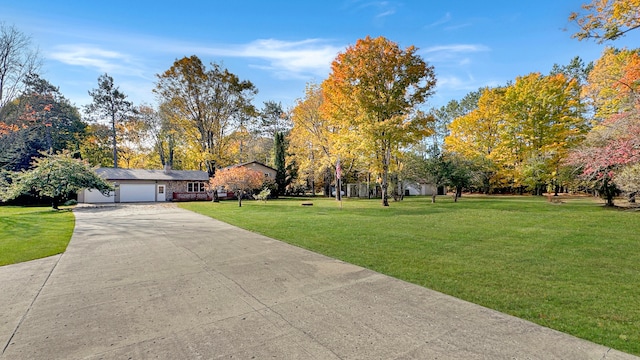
[222,161,277,172]
[95,168,209,181]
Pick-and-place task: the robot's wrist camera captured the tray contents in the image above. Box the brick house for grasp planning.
[78,167,210,203]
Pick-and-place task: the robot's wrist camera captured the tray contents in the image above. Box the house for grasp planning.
[214,161,277,199]
[78,167,210,203]
[224,161,277,179]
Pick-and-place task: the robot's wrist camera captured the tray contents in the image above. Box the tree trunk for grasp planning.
[431,192,436,203]
[52,196,60,210]
[381,145,390,207]
[602,178,616,207]
[453,186,462,202]
[605,195,614,206]
[237,190,243,207]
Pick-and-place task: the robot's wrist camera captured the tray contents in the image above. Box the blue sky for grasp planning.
[3,1,640,112]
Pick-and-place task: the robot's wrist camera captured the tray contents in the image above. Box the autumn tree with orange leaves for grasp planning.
[321,36,436,206]
[210,166,264,207]
[570,0,640,43]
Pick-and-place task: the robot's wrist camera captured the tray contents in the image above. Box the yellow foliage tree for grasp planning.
[500,73,586,193]
[582,47,640,120]
[570,0,640,42]
[446,73,587,193]
[288,83,334,194]
[446,87,505,192]
[321,36,436,206]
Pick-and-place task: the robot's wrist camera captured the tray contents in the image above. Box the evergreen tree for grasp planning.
[274,132,286,196]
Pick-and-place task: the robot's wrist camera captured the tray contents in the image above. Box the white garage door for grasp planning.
[83,189,115,203]
[119,184,156,202]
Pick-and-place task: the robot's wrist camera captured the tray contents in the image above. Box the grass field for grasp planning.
[180,195,640,355]
[0,206,75,266]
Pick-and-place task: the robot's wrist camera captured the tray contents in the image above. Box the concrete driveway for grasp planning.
[1,203,637,359]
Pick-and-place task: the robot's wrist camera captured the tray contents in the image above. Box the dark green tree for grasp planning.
[423,146,451,203]
[274,132,287,196]
[446,153,473,201]
[85,73,134,168]
[0,74,85,171]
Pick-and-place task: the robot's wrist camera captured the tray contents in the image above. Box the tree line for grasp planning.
[1,0,639,207]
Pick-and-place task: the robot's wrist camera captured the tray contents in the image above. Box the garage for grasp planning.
[82,189,115,203]
[119,184,156,202]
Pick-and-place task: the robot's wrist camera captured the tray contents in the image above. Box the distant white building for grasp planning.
[344,181,443,198]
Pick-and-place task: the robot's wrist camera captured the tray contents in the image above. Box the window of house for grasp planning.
[187,182,205,192]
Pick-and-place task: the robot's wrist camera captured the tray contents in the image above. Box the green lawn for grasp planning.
[180,196,640,356]
[0,206,75,266]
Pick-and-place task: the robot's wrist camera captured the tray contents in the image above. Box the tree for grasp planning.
[0,22,41,108]
[273,132,287,196]
[225,108,259,165]
[566,110,640,205]
[425,89,482,153]
[1,150,113,209]
[617,162,640,197]
[499,72,587,194]
[321,36,436,206]
[421,147,451,203]
[550,56,593,116]
[260,101,291,138]
[0,74,85,171]
[85,73,134,168]
[550,56,593,87]
[446,73,587,194]
[446,87,505,193]
[138,103,178,168]
[78,123,114,167]
[582,47,640,120]
[570,0,640,43]
[154,56,257,175]
[288,82,337,196]
[446,153,473,201]
[209,166,264,207]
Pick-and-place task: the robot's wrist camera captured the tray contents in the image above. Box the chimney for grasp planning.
[163,164,172,174]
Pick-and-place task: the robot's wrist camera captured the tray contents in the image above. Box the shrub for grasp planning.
[254,188,271,202]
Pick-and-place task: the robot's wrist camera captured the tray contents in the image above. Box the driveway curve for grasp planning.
[1,203,636,359]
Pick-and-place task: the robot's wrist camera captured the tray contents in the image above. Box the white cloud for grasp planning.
[426,12,452,28]
[421,44,490,64]
[48,44,144,76]
[437,75,475,90]
[198,38,344,79]
[47,36,343,82]
[376,9,396,18]
[343,0,397,22]
[423,44,490,54]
